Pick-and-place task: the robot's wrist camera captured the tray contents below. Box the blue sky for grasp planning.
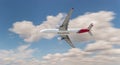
[0,0,120,63]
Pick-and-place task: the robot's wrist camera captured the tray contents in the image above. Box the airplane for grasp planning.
[40,8,93,48]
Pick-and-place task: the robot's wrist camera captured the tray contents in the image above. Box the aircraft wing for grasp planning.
[59,8,74,31]
[59,8,75,48]
[60,35,75,48]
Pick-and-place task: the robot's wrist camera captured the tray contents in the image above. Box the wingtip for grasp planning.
[71,8,74,10]
[91,23,94,26]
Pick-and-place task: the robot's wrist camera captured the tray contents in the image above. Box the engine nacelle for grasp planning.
[57,37,64,40]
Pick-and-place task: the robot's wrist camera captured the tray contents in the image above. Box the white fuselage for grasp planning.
[40,28,80,35]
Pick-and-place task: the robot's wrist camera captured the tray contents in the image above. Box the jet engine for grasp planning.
[57,37,64,40]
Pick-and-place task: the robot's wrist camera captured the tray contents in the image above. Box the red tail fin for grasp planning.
[77,23,93,35]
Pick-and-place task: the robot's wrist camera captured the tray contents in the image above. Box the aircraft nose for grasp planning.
[40,30,45,32]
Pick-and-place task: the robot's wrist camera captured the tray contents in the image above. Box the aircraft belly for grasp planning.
[57,29,79,35]
[57,31,69,35]
[41,29,58,33]
[68,29,79,33]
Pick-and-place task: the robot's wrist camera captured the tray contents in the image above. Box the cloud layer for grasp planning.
[0,45,37,65]
[7,11,120,65]
[41,48,120,65]
[0,45,119,65]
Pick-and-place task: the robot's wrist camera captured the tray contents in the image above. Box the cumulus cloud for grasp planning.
[9,13,64,42]
[85,40,112,52]
[0,45,38,65]
[40,48,120,65]
[100,49,120,56]
[0,46,119,65]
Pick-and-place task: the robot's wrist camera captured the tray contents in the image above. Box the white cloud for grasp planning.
[0,45,119,65]
[40,48,120,65]
[9,13,64,42]
[85,40,112,52]
[100,49,120,55]
[0,45,38,65]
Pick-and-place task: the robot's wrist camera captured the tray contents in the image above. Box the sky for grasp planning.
[0,0,120,65]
